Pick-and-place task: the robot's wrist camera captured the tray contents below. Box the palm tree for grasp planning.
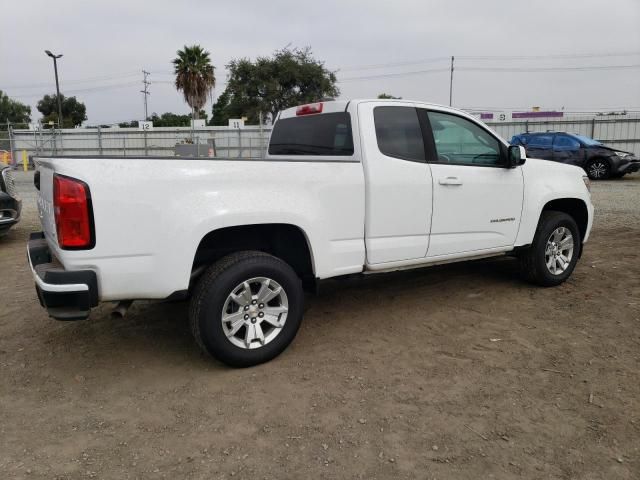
[173,45,215,120]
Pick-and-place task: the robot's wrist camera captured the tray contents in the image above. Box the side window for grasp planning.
[553,135,580,150]
[527,135,553,148]
[373,106,425,162]
[427,111,503,166]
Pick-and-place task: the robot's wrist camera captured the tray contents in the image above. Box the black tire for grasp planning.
[585,158,611,180]
[189,251,304,367]
[520,211,581,287]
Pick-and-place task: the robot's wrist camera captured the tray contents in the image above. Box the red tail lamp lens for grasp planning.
[53,174,94,249]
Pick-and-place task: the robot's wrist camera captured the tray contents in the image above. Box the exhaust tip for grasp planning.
[111,300,133,319]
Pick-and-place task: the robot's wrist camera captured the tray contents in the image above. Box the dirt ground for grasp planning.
[1,171,639,480]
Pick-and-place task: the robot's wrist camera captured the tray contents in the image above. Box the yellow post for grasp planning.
[1,152,7,165]
[22,150,28,171]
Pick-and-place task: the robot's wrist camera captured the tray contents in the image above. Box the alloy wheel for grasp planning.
[221,277,289,349]
[544,227,574,275]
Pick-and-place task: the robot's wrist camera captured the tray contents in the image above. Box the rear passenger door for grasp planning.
[525,134,554,159]
[358,103,433,264]
[552,134,582,166]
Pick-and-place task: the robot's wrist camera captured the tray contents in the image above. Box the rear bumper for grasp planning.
[27,232,98,320]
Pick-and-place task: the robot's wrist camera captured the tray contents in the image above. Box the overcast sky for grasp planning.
[1,0,639,125]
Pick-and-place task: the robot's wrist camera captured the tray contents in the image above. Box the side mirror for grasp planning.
[508,145,527,168]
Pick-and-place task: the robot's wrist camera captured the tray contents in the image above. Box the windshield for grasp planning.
[572,134,602,146]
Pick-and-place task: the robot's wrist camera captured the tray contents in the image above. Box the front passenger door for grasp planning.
[425,110,524,257]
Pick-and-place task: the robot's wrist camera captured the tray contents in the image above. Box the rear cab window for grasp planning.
[268,112,354,156]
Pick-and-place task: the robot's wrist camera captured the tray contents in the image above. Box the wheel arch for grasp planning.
[541,198,589,241]
[191,223,316,288]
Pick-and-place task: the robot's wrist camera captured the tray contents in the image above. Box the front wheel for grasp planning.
[585,158,611,180]
[190,251,304,367]
[520,211,581,287]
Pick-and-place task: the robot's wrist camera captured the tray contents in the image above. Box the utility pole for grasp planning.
[141,70,151,156]
[45,50,64,128]
[141,70,151,121]
[449,55,454,107]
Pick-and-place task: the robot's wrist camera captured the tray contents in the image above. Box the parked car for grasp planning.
[28,100,593,367]
[510,132,640,180]
[0,166,21,237]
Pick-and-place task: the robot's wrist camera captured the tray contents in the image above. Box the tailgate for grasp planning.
[35,162,58,246]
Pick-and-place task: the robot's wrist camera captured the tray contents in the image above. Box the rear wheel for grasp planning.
[585,158,611,180]
[520,211,581,287]
[190,251,304,367]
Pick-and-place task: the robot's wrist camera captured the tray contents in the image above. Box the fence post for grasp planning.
[98,126,103,155]
[52,128,57,155]
[8,122,15,166]
[525,120,529,133]
[123,137,126,156]
[144,129,148,156]
[591,117,596,138]
[238,128,242,158]
[259,111,264,159]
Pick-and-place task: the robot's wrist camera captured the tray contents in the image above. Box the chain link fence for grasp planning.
[5,125,272,167]
[3,113,639,169]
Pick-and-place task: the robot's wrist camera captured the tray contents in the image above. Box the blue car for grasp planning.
[511,132,639,180]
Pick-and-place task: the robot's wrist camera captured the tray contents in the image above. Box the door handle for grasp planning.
[438,176,463,186]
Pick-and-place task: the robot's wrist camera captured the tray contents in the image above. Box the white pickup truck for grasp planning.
[29,100,593,366]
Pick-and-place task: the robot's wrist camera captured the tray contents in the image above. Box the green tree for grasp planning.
[119,110,208,128]
[173,45,216,120]
[220,47,339,123]
[0,90,31,128]
[209,89,232,126]
[37,94,87,128]
[377,93,402,99]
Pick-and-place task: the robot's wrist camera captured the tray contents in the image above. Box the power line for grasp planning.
[9,81,140,99]
[5,51,640,93]
[333,51,640,73]
[337,63,640,83]
[338,67,450,82]
[337,56,449,72]
[457,51,640,60]
[458,64,640,72]
[2,71,140,90]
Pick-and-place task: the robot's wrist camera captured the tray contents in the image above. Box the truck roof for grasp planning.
[277,99,472,120]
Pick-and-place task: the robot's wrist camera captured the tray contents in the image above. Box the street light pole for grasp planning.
[45,50,64,128]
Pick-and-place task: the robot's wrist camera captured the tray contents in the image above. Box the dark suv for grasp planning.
[510,132,640,180]
[0,166,21,237]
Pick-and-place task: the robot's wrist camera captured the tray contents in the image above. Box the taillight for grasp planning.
[296,102,323,116]
[53,174,94,249]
